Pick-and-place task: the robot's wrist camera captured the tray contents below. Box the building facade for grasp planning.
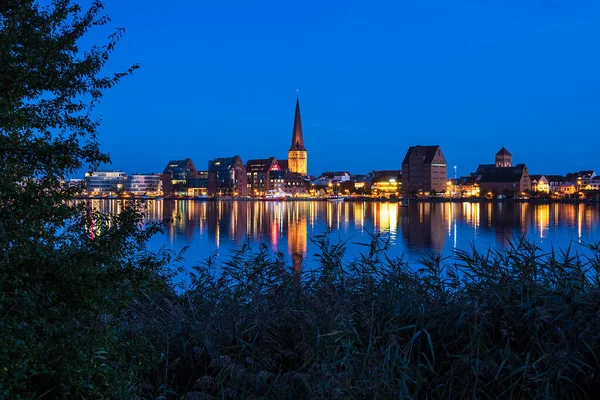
[85,170,127,194]
[478,164,531,195]
[371,170,402,196]
[530,175,550,193]
[495,147,512,167]
[287,96,308,175]
[246,157,283,196]
[401,145,448,195]
[208,156,248,196]
[162,159,198,196]
[187,171,209,196]
[127,173,162,196]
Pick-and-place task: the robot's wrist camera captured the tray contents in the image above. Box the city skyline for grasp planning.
[87,0,600,176]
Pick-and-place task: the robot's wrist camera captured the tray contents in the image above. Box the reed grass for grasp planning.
[133,234,600,399]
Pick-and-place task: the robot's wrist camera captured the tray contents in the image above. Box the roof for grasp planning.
[402,145,443,165]
[496,147,512,156]
[476,164,495,175]
[544,175,566,183]
[163,158,194,173]
[479,164,527,183]
[208,156,242,172]
[529,174,543,181]
[289,97,306,151]
[246,157,278,173]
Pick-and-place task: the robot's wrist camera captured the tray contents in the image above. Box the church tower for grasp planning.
[287,96,308,175]
[495,147,512,168]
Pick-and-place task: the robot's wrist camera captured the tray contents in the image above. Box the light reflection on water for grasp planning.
[82,200,600,266]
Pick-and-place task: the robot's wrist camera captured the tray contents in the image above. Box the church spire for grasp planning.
[289,95,306,151]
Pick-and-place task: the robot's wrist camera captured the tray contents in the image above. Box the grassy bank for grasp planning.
[131,235,600,399]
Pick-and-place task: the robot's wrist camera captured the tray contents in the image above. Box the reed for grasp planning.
[131,234,600,399]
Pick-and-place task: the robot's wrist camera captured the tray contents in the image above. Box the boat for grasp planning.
[194,195,209,200]
[265,189,286,201]
[327,195,344,202]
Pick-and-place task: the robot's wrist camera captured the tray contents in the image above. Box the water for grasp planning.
[84,199,600,267]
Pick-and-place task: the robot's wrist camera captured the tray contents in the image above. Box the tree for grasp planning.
[0,2,170,398]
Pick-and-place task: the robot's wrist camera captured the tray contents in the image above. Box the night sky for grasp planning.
[82,0,600,177]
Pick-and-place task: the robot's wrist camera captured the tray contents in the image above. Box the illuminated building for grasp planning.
[476,148,530,195]
[478,164,531,195]
[246,157,283,196]
[287,96,308,175]
[187,171,209,196]
[371,170,401,196]
[401,145,448,195]
[207,156,248,196]
[458,175,479,197]
[85,170,127,194]
[162,158,198,196]
[530,175,550,193]
[127,173,162,196]
[495,147,512,167]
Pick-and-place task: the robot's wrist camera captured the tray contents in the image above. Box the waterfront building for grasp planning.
[208,156,248,196]
[187,171,209,196]
[586,176,600,191]
[371,170,402,196]
[545,175,565,194]
[495,147,512,167]
[85,170,127,195]
[530,175,550,193]
[566,170,596,191]
[287,96,308,175]
[478,164,531,195]
[319,171,351,182]
[458,175,479,197]
[246,157,283,196]
[401,145,448,195]
[559,182,577,195]
[283,173,308,196]
[127,173,162,196]
[162,158,198,196]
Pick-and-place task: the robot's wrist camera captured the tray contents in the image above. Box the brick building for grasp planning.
[208,156,248,196]
[477,164,531,195]
[401,145,447,195]
[162,158,198,196]
[246,157,284,196]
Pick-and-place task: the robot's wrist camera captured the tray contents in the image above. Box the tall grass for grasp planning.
[132,234,600,399]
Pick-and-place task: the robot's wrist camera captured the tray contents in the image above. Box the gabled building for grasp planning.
[208,156,248,196]
[287,96,308,175]
[530,175,549,193]
[478,164,531,195]
[402,145,447,195]
[246,157,283,196]
[162,159,198,196]
[544,175,565,194]
[586,176,600,191]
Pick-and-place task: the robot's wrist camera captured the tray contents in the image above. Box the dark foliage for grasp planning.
[1,1,173,398]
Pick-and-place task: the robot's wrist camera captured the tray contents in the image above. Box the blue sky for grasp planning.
[82,0,600,176]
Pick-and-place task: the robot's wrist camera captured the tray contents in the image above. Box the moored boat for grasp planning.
[265,189,286,201]
[327,195,344,202]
